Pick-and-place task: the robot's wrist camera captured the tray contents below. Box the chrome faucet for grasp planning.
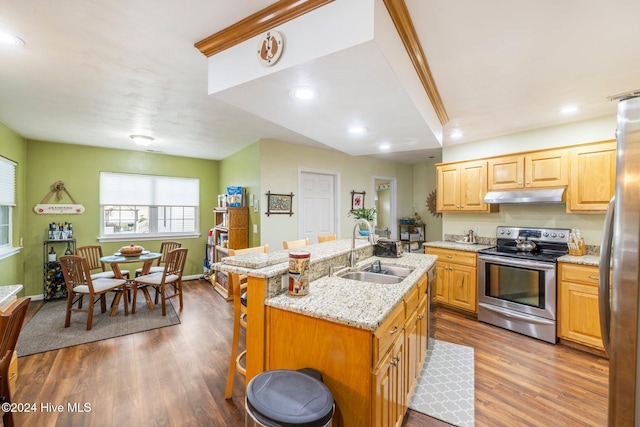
[351,219,375,267]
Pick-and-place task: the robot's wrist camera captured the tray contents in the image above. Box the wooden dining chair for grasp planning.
[132,248,188,315]
[76,245,130,280]
[60,255,128,330]
[317,233,337,243]
[134,241,181,277]
[283,238,309,249]
[0,297,30,427]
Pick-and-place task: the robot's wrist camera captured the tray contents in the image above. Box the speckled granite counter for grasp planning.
[424,240,494,252]
[0,285,23,308]
[266,253,437,331]
[557,254,601,266]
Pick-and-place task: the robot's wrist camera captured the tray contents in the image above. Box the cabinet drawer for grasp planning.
[559,263,600,286]
[404,285,419,314]
[373,303,405,367]
[426,247,477,267]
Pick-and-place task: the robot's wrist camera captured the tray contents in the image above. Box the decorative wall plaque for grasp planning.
[257,30,283,66]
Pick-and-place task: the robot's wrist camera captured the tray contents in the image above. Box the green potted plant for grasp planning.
[348,206,376,235]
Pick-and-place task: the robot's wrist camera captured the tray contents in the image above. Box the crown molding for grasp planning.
[194,0,334,57]
[383,0,449,125]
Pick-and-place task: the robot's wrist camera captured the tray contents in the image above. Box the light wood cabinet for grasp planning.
[488,148,569,190]
[266,273,429,427]
[426,247,477,313]
[558,262,606,351]
[436,160,494,212]
[212,207,248,300]
[568,140,616,213]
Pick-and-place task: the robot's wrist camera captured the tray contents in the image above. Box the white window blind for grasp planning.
[100,172,199,206]
[0,157,16,206]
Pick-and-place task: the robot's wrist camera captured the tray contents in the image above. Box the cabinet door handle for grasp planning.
[446,255,453,259]
[389,326,398,335]
[417,314,424,320]
[588,275,599,281]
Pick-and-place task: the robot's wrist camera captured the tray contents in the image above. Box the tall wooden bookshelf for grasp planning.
[211,207,248,300]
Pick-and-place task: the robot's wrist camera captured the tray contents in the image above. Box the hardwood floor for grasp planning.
[13,280,608,427]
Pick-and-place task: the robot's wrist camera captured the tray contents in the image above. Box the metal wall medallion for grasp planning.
[257,30,283,66]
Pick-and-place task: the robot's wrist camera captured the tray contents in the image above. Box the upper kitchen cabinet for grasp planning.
[488,148,569,190]
[437,161,495,212]
[567,140,616,213]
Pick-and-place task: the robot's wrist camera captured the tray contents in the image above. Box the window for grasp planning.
[0,156,16,259]
[99,172,199,240]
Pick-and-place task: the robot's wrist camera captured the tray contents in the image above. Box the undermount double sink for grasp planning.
[337,262,414,284]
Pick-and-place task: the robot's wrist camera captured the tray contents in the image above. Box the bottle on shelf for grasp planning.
[48,246,56,262]
[68,223,73,238]
[65,242,72,255]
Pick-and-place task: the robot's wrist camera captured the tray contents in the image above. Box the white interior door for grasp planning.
[299,169,338,243]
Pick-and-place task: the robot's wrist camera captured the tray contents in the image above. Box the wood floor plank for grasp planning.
[12,281,608,427]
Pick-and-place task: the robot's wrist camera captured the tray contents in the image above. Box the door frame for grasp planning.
[297,167,341,240]
[372,175,397,240]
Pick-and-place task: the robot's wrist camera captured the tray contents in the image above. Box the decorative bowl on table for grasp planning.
[118,244,144,257]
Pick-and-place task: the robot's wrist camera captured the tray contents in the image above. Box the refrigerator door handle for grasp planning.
[599,196,614,355]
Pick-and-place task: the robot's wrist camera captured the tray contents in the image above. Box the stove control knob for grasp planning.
[543,232,549,237]
[506,230,511,235]
[551,233,557,237]
[558,233,565,238]
[499,230,505,234]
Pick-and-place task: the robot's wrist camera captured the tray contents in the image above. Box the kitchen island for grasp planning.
[215,239,437,426]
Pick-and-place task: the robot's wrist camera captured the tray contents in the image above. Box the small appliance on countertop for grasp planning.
[374,239,403,258]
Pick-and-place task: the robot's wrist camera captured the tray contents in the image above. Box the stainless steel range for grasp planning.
[477,226,570,343]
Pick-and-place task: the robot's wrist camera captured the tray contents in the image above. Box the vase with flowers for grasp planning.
[348,206,376,236]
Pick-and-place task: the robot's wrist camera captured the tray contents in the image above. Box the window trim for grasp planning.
[0,157,17,259]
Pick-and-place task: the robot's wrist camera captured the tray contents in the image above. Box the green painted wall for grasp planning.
[219,141,261,247]
[0,123,27,291]
[24,140,219,297]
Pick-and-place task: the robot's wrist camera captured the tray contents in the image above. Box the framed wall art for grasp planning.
[351,190,366,211]
[265,191,294,216]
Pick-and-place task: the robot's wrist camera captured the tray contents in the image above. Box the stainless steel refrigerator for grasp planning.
[599,93,640,426]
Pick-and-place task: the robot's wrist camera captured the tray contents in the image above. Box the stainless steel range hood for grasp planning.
[483,187,566,204]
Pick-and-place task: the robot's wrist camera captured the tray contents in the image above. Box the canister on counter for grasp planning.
[288,251,310,295]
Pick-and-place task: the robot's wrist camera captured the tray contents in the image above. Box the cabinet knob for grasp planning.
[417,314,424,320]
[390,358,398,367]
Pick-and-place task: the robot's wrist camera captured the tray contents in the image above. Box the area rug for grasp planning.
[408,339,475,427]
[17,295,181,357]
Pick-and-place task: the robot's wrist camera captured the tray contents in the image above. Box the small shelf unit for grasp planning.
[398,223,426,253]
[43,238,76,301]
[210,207,248,300]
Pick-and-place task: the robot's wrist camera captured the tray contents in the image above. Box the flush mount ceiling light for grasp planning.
[379,143,391,151]
[0,31,25,47]
[289,87,317,100]
[347,126,368,135]
[449,130,463,139]
[560,105,582,114]
[130,134,155,146]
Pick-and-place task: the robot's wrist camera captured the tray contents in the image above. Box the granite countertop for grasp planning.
[424,240,494,252]
[215,238,372,278]
[557,254,601,266]
[265,252,437,332]
[0,285,23,308]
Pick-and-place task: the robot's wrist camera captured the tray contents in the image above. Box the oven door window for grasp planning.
[485,263,545,309]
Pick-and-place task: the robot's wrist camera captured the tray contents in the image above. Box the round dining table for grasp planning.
[100,251,162,315]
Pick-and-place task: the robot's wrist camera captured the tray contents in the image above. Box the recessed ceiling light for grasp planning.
[130,134,155,146]
[290,87,317,100]
[0,31,25,47]
[449,130,463,139]
[379,143,391,151]
[347,126,368,135]
[560,105,582,114]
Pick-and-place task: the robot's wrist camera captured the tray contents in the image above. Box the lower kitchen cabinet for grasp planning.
[558,262,606,351]
[265,273,428,427]
[426,247,477,313]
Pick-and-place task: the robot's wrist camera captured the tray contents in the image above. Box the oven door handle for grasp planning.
[478,254,556,271]
[479,303,556,325]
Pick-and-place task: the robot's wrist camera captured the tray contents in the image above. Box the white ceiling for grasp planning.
[1,1,639,164]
